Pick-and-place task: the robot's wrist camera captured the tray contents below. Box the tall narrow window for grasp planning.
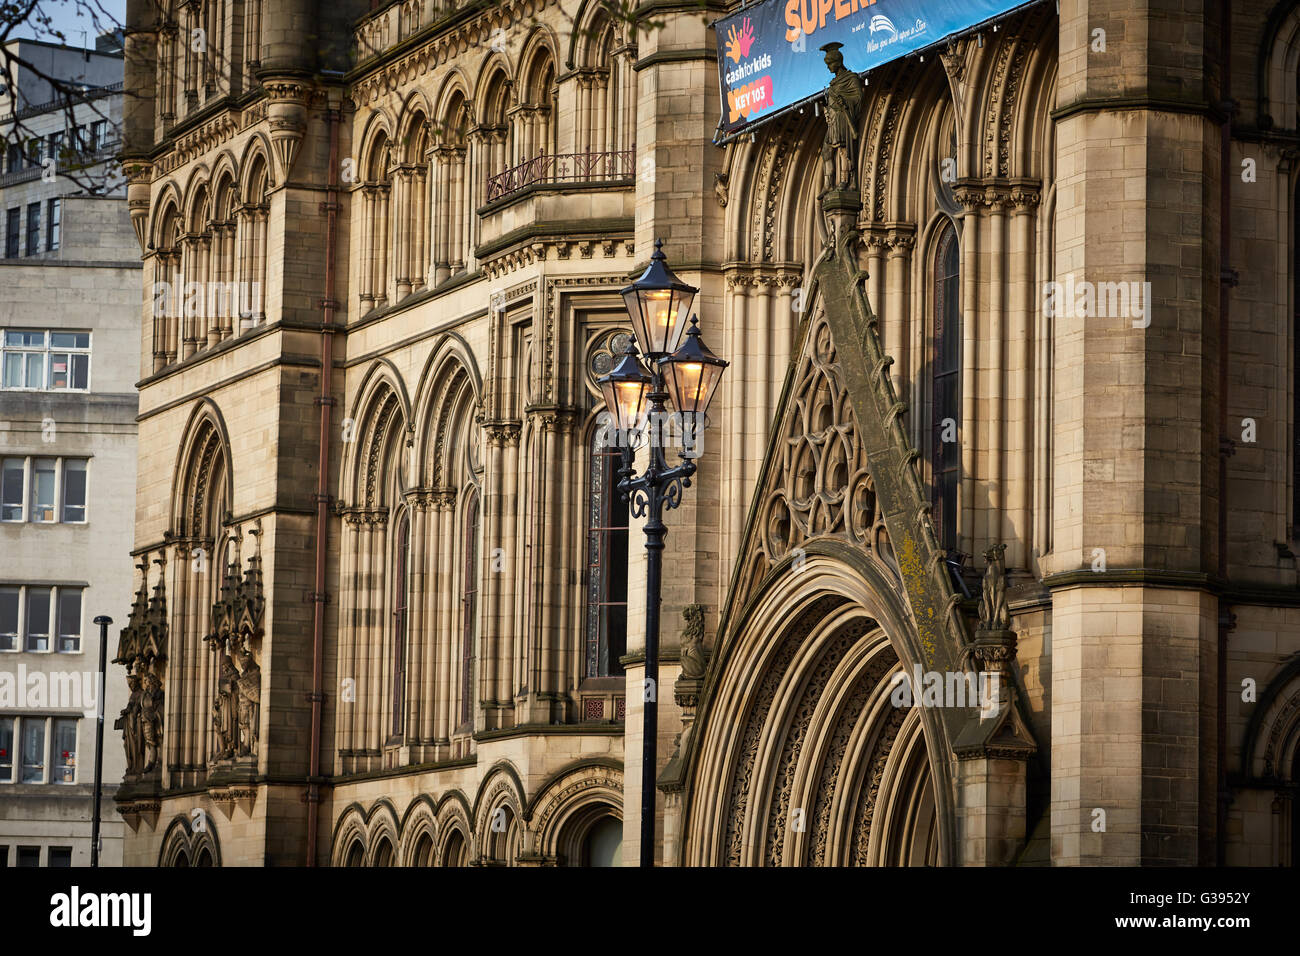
[459,491,479,728]
[0,716,13,780]
[585,426,628,678]
[61,459,86,522]
[46,198,59,251]
[30,458,55,522]
[1,459,23,520]
[5,208,19,258]
[932,223,961,553]
[51,719,75,783]
[20,719,44,783]
[56,589,81,653]
[390,512,409,740]
[25,587,51,651]
[24,203,39,257]
[0,588,16,651]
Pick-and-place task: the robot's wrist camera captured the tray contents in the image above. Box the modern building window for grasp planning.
[51,719,76,783]
[25,138,39,168]
[44,131,62,167]
[0,717,12,780]
[931,222,961,553]
[46,199,59,251]
[0,846,6,866]
[390,511,409,741]
[20,718,44,782]
[585,425,628,678]
[0,584,82,653]
[5,141,21,174]
[2,330,90,390]
[16,846,39,867]
[31,458,55,522]
[48,847,72,867]
[91,120,106,152]
[459,490,479,728]
[0,589,15,651]
[0,457,90,521]
[1,459,22,520]
[61,459,86,521]
[57,589,82,653]
[24,202,39,256]
[25,587,51,651]
[5,208,18,258]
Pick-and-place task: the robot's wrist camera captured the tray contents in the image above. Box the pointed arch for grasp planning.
[342,359,412,510]
[170,398,234,539]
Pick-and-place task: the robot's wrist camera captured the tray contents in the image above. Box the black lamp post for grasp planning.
[91,615,111,867]
[599,239,727,867]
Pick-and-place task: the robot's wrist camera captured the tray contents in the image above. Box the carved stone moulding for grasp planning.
[117,800,162,833]
[208,784,258,821]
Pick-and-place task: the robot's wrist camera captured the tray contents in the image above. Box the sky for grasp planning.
[10,0,127,48]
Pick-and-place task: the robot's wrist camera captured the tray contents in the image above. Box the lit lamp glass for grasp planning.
[661,316,728,457]
[597,342,652,439]
[621,238,697,358]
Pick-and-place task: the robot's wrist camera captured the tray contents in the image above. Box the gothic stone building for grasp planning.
[113,0,1300,866]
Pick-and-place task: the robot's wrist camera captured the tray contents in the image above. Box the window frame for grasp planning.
[23,202,39,257]
[584,422,629,680]
[0,457,90,522]
[931,221,962,554]
[0,584,84,655]
[0,331,91,391]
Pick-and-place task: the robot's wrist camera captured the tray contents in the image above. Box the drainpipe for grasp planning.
[306,88,342,866]
[1216,4,1235,867]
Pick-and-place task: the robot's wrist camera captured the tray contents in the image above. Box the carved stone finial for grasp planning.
[977,543,1010,633]
[679,604,707,679]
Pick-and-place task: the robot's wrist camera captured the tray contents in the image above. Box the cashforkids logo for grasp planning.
[724,16,774,123]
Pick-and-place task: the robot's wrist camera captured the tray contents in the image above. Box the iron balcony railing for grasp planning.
[485,148,634,204]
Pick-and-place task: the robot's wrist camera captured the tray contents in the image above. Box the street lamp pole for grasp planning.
[91,615,112,867]
[600,239,727,868]
[619,375,696,868]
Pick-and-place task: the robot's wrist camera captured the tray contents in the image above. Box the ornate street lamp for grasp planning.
[600,240,727,867]
[621,238,697,359]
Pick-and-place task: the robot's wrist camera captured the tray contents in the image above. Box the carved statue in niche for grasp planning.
[115,673,143,774]
[679,604,707,680]
[212,655,238,760]
[234,642,261,758]
[819,42,865,195]
[139,672,164,773]
[978,543,1010,632]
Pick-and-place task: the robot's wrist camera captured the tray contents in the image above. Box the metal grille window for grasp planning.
[585,426,628,678]
[24,202,38,256]
[2,330,90,390]
[932,223,961,553]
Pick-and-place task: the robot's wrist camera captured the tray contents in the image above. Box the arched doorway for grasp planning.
[583,815,623,867]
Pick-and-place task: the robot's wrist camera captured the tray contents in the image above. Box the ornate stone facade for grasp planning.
[118,0,1300,867]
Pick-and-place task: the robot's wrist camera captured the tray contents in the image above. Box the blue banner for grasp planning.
[715,0,1034,136]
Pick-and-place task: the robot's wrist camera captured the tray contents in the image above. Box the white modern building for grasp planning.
[0,34,138,867]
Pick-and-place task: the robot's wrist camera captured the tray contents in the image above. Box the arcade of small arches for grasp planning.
[328,762,624,867]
